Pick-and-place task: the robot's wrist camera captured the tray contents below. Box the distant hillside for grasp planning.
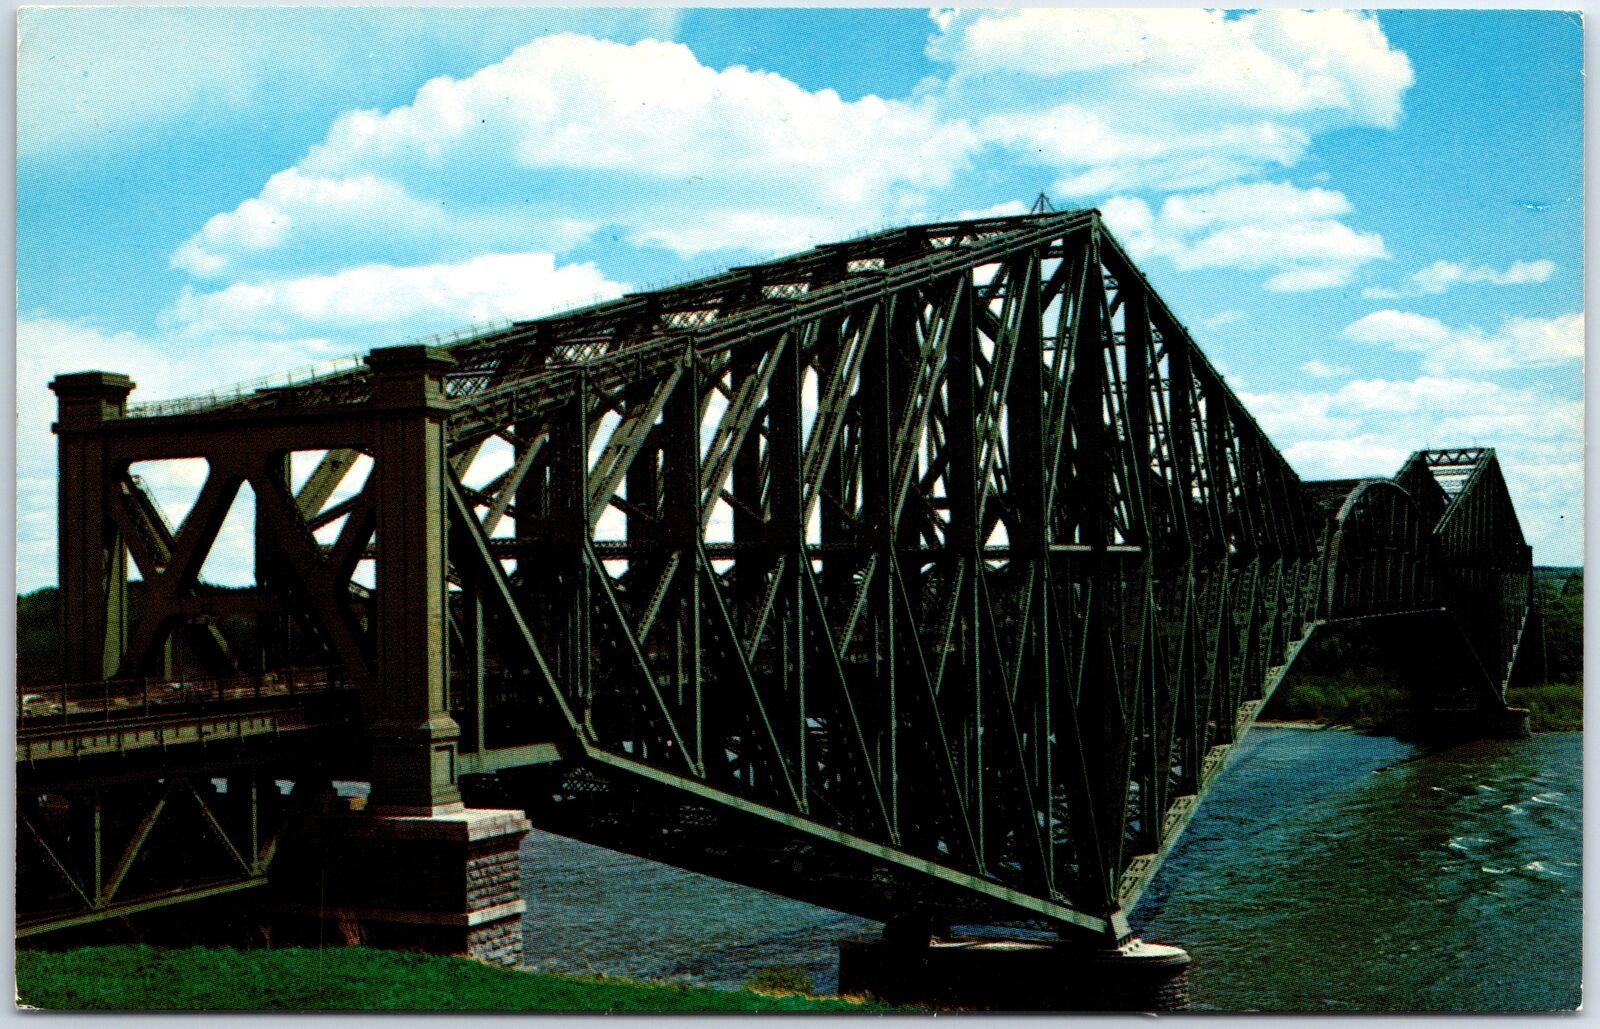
[17,584,257,687]
[1535,567,1583,686]
[18,586,61,686]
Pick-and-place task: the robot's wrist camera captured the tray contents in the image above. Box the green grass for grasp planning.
[1507,681,1583,732]
[1264,674,1410,732]
[15,945,884,1012]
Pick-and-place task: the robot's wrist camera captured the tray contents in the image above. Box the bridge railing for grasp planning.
[17,667,354,728]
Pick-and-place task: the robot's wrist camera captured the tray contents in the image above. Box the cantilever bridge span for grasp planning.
[23,211,1538,956]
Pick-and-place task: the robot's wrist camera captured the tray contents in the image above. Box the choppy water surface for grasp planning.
[518,728,1581,1010]
[1135,727,1582,1011]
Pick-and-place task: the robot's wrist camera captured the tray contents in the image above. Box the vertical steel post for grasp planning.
[860,300,897,834]
[945,274,985,862]
[50,371,134,683]
[662,351,705,773]
[1123,284,1153,547]
[256,452,292,673]
[1070,224,1125,923]
[366,345,462,814]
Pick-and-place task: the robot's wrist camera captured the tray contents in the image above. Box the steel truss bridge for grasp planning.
[22,210,1539,944]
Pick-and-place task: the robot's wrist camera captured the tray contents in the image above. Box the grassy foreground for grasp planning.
[15,946,880,1012]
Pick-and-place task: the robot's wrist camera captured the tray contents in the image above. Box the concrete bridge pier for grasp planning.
[271,800,530,965]
[837,931,1191,1011]
[273,345,533,965]
[1398,705,1532,742]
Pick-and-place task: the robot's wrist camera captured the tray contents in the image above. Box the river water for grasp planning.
[517,727,1582,1011]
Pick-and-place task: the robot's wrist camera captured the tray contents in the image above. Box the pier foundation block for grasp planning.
[273,806,531,965]
[837,934,1190,1011]
[1397,705,1532,742]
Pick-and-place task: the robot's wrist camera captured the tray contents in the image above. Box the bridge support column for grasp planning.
[272,346,532,967]
[274,804,531,966]
[837,934,1190,1011]
[50,371,134,683]
[1397,705,1532,741]
[365,344,462,815]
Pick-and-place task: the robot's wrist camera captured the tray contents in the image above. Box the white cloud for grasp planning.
[303,35,969,195]
[1237,388,1357,439]
[1202,310,1247,331]
[629,212,864,263]
[979,105,1311,197]
[1158,181,1354,232]
[933,10,1411,194]
[1342,310,1583,373]
[177,34,977,273]
[951,200,1033,221]
[1102,182,1388,292]
[1362,258,1556,299]
[1282,435,1411,479]
[172,168,601,279]
[167,252,629,340]
[1242,372,1582,563]
[18,8,682,159]
[933,9,1411,124]
[170,12,1418,275]
[1301,359,1350,378]
[1247,375,1581,463]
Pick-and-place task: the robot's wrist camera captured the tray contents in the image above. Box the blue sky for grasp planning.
[15,8,1584,590]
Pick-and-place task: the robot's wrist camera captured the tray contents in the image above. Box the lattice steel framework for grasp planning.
[43,210,1536,943]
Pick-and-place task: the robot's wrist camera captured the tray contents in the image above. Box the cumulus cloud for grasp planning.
[1342,310,1583,373]
[1103,182,1388,291]
[932,9,1411,125]
[174,34,976,274]
[1362,258,1556,299]
[1281,435,1412,479]
[1246,375,1580,460]
[172,168,602,279]
[167,252,628,340]
[19,8,682,159]
[932,9,1412,195]
[1202,310,1247,330]
[1241,373,1582,563]
[172,13,1419,275]
[976,104,1310,197]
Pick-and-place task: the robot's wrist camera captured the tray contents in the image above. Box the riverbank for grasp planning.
[1507,681,1583,732]
[14,945,882,1012]
[1257,691,1580,736]
[1263,676,1580,735]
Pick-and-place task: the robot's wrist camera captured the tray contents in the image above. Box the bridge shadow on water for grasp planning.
[518,828,875,995]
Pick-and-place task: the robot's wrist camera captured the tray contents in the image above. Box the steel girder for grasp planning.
[17,764,313,938]
[43,210,1538,943]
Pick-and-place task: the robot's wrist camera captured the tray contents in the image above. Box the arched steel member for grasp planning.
[1318,451,1535,716]
[1323,479,1441,621]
